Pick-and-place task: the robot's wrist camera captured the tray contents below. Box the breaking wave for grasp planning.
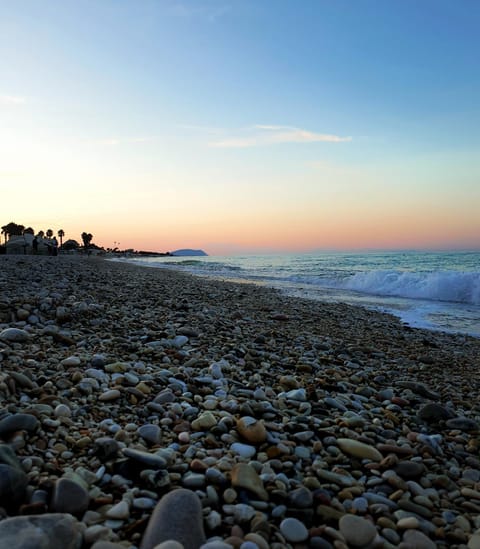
[335,270,480,305]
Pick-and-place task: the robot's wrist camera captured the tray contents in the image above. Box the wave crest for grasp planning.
[339,270,480,305]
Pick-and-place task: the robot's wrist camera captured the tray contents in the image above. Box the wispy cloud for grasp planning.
[0,95,26,106]
[94,136,155,146]
[208,125,352,148]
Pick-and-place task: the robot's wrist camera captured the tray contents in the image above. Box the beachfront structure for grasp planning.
[5,234,55,255]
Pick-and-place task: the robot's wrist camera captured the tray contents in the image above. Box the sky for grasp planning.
[0,0,479,255]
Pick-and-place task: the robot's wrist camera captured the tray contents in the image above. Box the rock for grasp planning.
[0,328,29,342]
[418,403,453,422]
[191,412,217,431]
[99,389,121,401]
[0,513,84,548]
[230,463,268,501]
[236,416,267,444]
[401,529,436,548]
[339,514,377,547]
[395,461,425,479]
[0,463,29,507]
[279,517,309,542]
[0,413,39,437]
[337,438,382,461]
[231,442,256,458]
[138,424,162,445]
[140,489,206,549]
[52,478,90,515]
[106,500,130,520]
[123,448,167,468]
[288,486,313,508]
[445,417,479,431]
[61,356,82,367]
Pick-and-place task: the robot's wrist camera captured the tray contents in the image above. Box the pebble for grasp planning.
[0,327,29,342]
[231,463,268,501]
[0,413,39,436]
[140,489,206,549]
[52,477,90,515]
[337,438,382,461]
[279,517,309,542]
[1,255,479,549]
[236,416,267,444]
[401,529,436,548]
[339,515,377,547]
[0,513,84,549]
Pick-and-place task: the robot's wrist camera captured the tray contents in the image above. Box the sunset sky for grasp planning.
[1,1,479,254]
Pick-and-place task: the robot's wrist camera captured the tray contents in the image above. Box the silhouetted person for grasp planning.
[32,236,38,254]
[52,237,58,256]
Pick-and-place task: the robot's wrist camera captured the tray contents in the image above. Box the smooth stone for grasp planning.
[337,438,382,462]
[191,412,217,431]
[418,403,452,422]
[140,489,206,549]
[395,461,425,479]
[315,469,357,487]
[54,404,72,418]
[279,517,309,542]
[446,417,479,431]
[0,443,23,469]
[397,517,420,529]
[155,542,185,549]
[288,486,313,508]
[52,478,90,515]
[0,463,29,507]
[236,416,267,444]
[138,424,162,445]
[339,515,377,547]
[0,413,39,436]
[468,532,480,549]
[231,442,256,458]
[402,529,436,549]
[0,328,29,342]
[123,448,167,468]
[0,513,84,549]
[230,463,268,501]
[99,389,121,401]
[106,500,130,520]
[61,356,82,367]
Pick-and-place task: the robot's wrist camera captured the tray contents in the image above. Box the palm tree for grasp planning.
[23,227,35,235]
[37,230,45,239]
[57,229,65,248]
[81,232,93,251]
[2,222,25,241]
[1,225,8,244]
[46,229,53,239]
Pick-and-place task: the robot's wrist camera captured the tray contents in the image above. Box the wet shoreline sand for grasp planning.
[1,255,480,548]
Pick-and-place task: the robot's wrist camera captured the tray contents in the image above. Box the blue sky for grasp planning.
[1,1,479,252]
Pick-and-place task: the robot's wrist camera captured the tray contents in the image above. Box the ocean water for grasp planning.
[114,251,480,337]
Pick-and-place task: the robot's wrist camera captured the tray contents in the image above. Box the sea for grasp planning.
[114,251,480,338]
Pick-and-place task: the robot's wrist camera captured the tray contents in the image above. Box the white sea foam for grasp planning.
[338,270,480,305]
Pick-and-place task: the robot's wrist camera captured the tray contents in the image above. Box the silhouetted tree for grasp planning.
[81,232,93,250]
[23,227,35,235]
[46,229,53,239]
[57,229,65,248]
[37,230,45,239]
[1,222,25,241]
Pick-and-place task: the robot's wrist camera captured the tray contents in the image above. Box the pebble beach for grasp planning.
[1,255,480,549]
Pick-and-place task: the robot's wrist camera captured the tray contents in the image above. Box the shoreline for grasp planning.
[1,255,480,548]
[111,255,480,340]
